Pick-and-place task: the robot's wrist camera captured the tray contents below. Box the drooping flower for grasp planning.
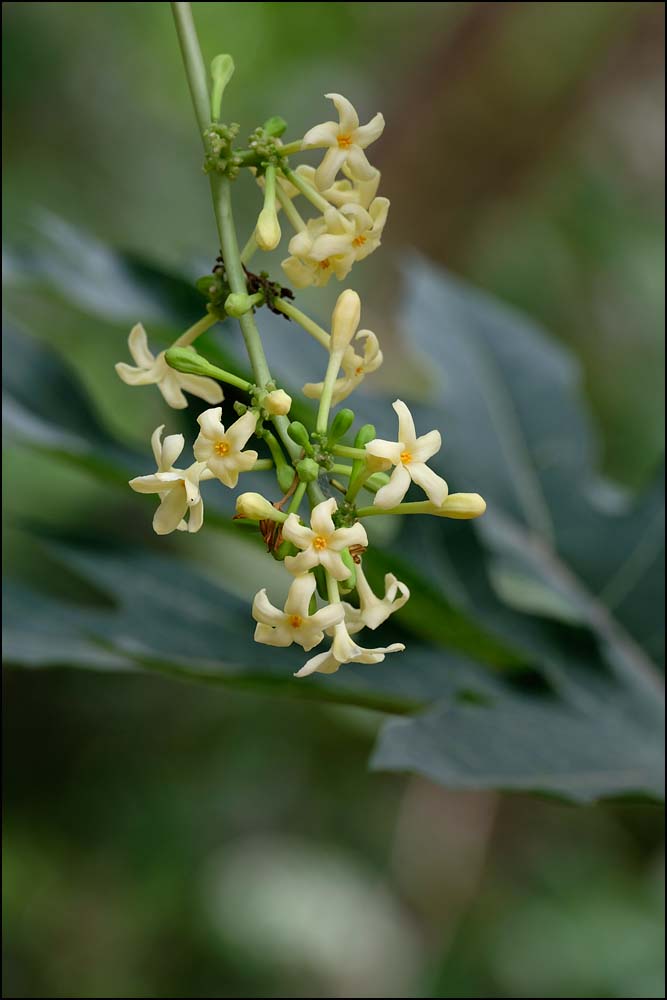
[353,562,410,629]
[366,399,448,509]
[282,498,367,581]
[193,407,258,488]
[294,619,404,677]
[303,328,383,405]
[129,425,205,535]
[302,93,385,190]
[252,574,345,651]
[115,324,224,410]
[281,211,355,288]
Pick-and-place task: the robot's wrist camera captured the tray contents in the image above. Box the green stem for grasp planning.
[172,311,218,347]
[278,139,304,156]
[288,481,307,514]
[252,458,274,471]
[275,184,306,232]
[240,233,257,264]
[281,166,330,214]
[273,298,330,349]
[331,464,353,476]
[316,350,343,433]
[332,444,368,460]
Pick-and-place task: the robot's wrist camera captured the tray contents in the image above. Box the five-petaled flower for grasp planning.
[304,328,383,405]
[366,399,448,509]
[129,425,205,535]
[115,324,224,410]
[302,93,385,191]
[252,574,345,650]
[194,407,258,488]
[282,498,368,581]
[296,163,381,210]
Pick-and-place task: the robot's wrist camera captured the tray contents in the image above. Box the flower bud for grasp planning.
[255,206,281,251]
[330,289,361,354]
[432,493,486,519]
[296,458,320,483]
[165,347,213,377]
[264,389,292,416]
[328,408,355,445]
[263,115,287,138]
[287,421,313,454]
[224,293,257,318]
[354,423,376,449]
[236,493,284,521]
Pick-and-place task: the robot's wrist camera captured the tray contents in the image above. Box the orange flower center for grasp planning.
[289,614,303,629]
[355,366,364,376]
[400,450,413,464]
[352,235,367,247]
[214,441,231,456]
[313,535,328,551]
[337,134,353,149]
[318,258,331,270]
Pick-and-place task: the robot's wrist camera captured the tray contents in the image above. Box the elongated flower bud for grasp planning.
[328,408,355,445]
[432,493,486,519]
[255,206,281,251]
[236,493,285,522]
[330,289,361,353]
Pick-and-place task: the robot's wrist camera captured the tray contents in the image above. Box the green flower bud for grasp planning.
[328,408,355,445]
[225,292,257,318]
[210,54,235,121]
[296,458,320,483]
[264,115,288,138]
[354,423,376,449]
[287,422,313,454]
[164,347,211,377]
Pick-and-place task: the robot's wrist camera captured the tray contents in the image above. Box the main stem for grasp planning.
[171,1,324,496]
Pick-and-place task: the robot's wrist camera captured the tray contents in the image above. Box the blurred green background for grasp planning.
[3,3,664,998]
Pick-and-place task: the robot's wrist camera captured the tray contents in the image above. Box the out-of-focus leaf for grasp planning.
[3,222,664,801]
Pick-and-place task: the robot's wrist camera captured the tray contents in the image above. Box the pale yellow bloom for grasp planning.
[193,407,258,488]
[252,574,345,651]
[366,400,448,508]
[129,425,205,535]
[302,93,385,190]
[283,498,367,581]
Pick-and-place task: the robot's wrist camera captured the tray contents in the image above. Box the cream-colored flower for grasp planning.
[129,425,205,535]
[366,399,448,509]
[307,200,389,265]
[303,328,383,405]
[282,498,367,581]
[302,93,385,190]
[193,407,258,488]
[263,388,292,416]
[427,493,487,519]
[281,211,355,288]
[252,574,345,651]
[294,619,404,677]
[354,562,410,629]
[115,324,223,410]
[295,163,380,210]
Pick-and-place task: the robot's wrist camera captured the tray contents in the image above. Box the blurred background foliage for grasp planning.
[2,3,665,998]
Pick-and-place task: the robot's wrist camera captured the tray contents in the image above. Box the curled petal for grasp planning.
[197,406,224,440]
[284,574,317,617]
[365,439,403,464]
[318,549,351,581]
[326,92,359,132]
[129,471,182,495]
[281,256,316,288]
[412,429,441,463]
[153,486,188,535]
[345,145,377,182]
[392,399,417,449]
[302,380,326,400]
[254,622,293,648]
[294,647,341,678]
[159,432,186,472]
[187,497,204,533]
[353,113,385,149]
[310,498,337,537]
[114,362,157,386]
[177,373,224,405]
[409,462,448,506]
[327,522,368,552]
[150,425,166,467]
[309,233,354,261]
[315,147,347,191]
[282,514,315,551]
[252,589,286,626]
[285,549,320,576]
[301,120,339,148]
[127,323,155,367]
[309,602,346,633]
[373,464,411,508]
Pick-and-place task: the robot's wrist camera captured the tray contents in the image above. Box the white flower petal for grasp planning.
[353,113,385,149]
[177,373,224,405]
[392,399,417,449]
[127,323,155,367]
[285,549,320,576]
[114,362,156,386]
[412,429,441,463]
[365,439,404,464]
[254,622,293,648]
[325,92,359,132]
[327,523,368,552]
[294,647,341,678]
[409,463,448,506]
[345,145,378,182]
[157,372,188,409]
[282,514,315,551]
[197,406,224,439]
[373,464,411,508]
[160,433,185,472]
[153,486,188,535]
[283,574,317,617]
[318,548,350,581]
[302,120,339,148]
[315,147,348,191]
[187,497,204,533]
[310,498,337,537]
[252,589,287,626]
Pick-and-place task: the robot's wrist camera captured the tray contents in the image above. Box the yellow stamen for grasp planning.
[337,134,352,149]
[355,366,364,376]
[313,535,328,551]
[352,235,367,247]
[400,450,412,464]
[289,614,303,629]
[318,258,331,270]
[214,441,231,457]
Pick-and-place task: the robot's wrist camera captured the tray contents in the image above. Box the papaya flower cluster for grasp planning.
[117,83,486,678]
